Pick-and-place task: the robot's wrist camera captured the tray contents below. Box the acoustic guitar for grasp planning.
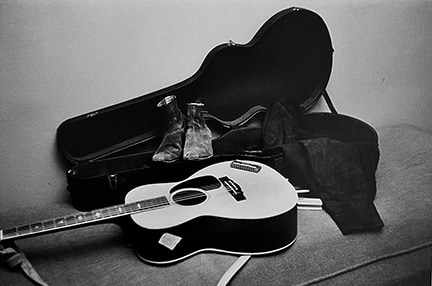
[0,160,297,264]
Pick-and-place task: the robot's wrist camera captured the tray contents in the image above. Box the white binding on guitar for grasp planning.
[0,160,298,264]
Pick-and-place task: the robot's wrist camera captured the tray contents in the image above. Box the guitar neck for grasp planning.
[0,196,170,242]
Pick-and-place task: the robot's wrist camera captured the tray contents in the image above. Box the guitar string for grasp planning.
[8,166,261,237]
[6,165,260,236]
[129,183,239,210]
[4,190,226,237]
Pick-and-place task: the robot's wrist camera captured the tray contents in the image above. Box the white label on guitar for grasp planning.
[159,233,182,250]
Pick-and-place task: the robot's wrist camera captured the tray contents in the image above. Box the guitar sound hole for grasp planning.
[172,190,207,206]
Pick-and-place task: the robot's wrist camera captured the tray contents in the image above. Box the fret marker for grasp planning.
[118,207,123,213]
[95,212,101,218]
[137,203,142,209]
[77,215,83,221]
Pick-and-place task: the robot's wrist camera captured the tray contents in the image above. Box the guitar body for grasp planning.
[124,160,297,264]
[0,160,297,265]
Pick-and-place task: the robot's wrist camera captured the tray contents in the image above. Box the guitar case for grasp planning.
[57,7,378,211]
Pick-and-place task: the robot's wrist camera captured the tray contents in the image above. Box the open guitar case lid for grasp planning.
[56,7,378,210]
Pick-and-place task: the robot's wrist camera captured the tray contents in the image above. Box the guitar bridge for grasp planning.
[230,160,262,173]
[219,176,246,201]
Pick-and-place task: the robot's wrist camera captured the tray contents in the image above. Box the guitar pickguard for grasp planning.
[170,175,221,193]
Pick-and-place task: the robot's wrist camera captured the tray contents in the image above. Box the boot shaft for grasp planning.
[186,102,205,128]
[184,102,213,160]
[152,95,185,163]
[157,95,183,125]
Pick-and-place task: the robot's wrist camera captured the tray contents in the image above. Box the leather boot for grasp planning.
[183,102,213,160]
[152,95,186,163]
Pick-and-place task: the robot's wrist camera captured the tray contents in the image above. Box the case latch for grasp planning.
[228,40,237,47]
[108,174,118,189]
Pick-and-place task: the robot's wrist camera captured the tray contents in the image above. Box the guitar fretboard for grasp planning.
[0,196,170,242]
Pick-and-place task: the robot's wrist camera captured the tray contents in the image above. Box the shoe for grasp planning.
[152,95,186,163]
[183,102,213,161]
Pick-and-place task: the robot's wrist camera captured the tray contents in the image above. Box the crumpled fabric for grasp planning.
[1,242,49,286]
[262,100,384,234]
